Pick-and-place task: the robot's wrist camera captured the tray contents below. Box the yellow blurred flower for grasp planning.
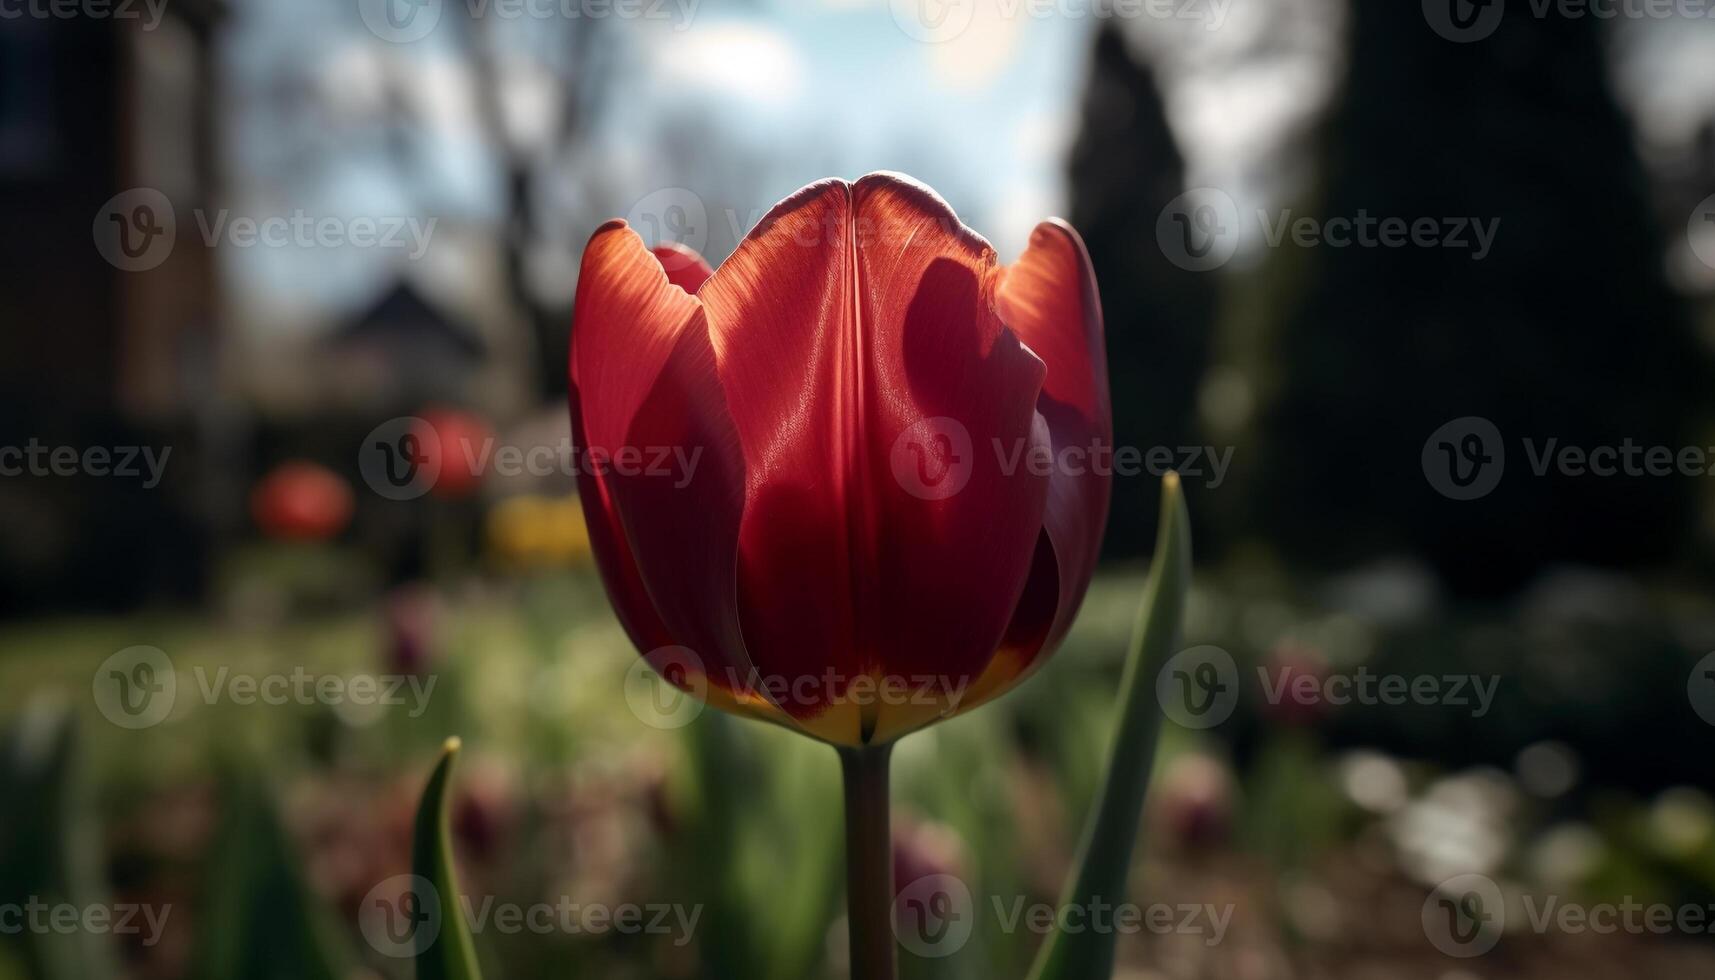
[487,494,591,570]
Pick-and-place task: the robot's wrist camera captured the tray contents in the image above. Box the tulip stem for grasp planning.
[838,743,896,980]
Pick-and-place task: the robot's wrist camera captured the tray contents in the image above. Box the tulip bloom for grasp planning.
[569,173,1109,747]
[414,407,493,500]
[251,460,354,541]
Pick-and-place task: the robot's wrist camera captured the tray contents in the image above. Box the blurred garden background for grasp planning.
[5,0,1715,977]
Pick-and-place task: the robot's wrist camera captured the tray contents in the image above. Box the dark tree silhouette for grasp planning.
[1068,25,1217,558]
[1246,2,1709,594]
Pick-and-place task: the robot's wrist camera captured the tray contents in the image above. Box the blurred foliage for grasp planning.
[1235,4,1711,593]
[0,544,1711,977]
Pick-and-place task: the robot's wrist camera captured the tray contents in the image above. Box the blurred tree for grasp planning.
[453,10,613,399]
[1244,3,1710,594]
[1068,25,1217,559]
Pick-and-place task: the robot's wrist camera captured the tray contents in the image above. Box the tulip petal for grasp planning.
[965,219,1112,708]
[700,175,1051,743]
[652,242,714,295]
[570,222,693,654]
[570,221,775,723]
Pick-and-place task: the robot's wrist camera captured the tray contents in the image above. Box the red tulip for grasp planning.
[414,407,492,500]
[569,173,1109,746]
[1261,642,1330,728]
[251,460,354,541]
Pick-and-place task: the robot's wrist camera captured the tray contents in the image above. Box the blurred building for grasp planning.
[0,3,227,611]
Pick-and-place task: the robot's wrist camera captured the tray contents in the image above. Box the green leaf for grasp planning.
[1027,472,1192,980]
[414,737,484,980]
[193,762,353,980]
[0,702,120,980]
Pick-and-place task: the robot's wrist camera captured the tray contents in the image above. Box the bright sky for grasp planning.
[217,0,1715,331]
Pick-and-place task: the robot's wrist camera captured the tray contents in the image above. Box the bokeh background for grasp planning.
[4,0,1715,977]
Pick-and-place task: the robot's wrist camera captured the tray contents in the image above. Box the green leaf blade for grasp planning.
[1028,472,1193,980]
[414,737,484,980]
